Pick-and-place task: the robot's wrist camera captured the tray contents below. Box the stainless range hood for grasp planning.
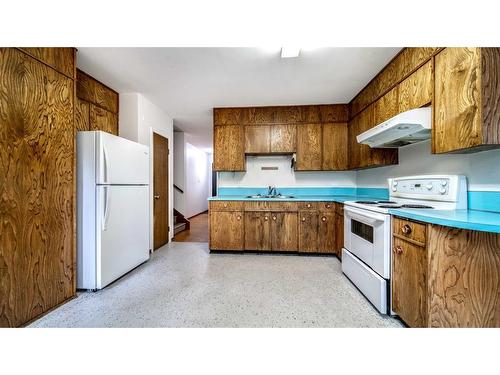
[357,107,432,148]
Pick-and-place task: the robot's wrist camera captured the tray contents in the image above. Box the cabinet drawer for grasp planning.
[268,202,298,212]
[244,201,270,211]
[210,201,244,211]
[318,201,335,212]
[393,217,427,245]
[298,202,317,210]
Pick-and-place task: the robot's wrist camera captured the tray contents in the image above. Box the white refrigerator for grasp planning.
[77,131,150,290]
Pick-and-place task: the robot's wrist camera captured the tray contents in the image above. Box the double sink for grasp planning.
[245,194,295,199]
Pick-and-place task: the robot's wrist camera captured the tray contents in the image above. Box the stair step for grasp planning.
[174,222,186,235]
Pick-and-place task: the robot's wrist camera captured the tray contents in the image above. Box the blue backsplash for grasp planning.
[217,186,500,213]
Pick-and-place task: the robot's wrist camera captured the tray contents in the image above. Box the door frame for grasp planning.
[151,130,169,250]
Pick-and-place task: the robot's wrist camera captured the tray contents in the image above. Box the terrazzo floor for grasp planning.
[30,242,403,328]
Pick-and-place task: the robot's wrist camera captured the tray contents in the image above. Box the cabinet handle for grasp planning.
[401,224,412,235]
[264,216,269,221]
[237,215,241,221]
[321,216,326,222]
[307,203,311,208]
[394,245,403,255]
[325,204,331,208]
[272,216,277,221]
[302,217,306,222]
[223,203,228,208]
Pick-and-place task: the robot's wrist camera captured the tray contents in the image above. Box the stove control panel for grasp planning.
[391,178,450,196]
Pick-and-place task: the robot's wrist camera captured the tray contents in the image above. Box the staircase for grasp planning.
[174,209,190,235]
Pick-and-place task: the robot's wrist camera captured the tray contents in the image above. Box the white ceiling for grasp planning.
[77,47,401,151]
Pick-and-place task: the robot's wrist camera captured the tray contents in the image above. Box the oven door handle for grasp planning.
[344,206,387,225]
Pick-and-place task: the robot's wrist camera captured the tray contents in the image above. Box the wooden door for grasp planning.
[153,133,169,250]
[245,125,270,154]
[296,123,322,170]
[322,123,348,170]
[0,48,74,327]
[210,211,244,250]
[318,212,336,253]
[271,212,298,251]
[244,211,271,250]
[90,103,118,135]
[213,125,245,171]
[392,237,428,327]
[298,211,319,252]
[270,124,296,153]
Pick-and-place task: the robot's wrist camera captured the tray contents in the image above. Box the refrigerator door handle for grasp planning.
[103,144,109,184]
[102,186,110,231]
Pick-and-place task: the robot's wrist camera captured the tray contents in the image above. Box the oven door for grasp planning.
[344,206,391,278]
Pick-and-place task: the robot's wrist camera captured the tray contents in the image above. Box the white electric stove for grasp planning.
[341,175,467,314]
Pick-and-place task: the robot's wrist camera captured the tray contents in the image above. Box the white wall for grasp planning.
[119,93,174,247]
[218,155,357,187]
[173,131,186,215]
[185,143,210,217]
[356,140,500,191]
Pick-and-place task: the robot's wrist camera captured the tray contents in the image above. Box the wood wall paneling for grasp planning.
[399,60,433,113]
[245,125,271,153]
[75,98,90,132]
[427,225,500,327]
[295,123,322,170]
[19,47,75,78]
[322,123,348,170]
[270,124,296,153]
[0,48,75,327]
[213,125,245,171]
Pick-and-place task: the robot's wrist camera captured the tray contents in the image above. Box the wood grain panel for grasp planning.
[427,225,500,327]
[271,212,298,251]
[322,123,348,170]
[300,105,321,123]
[76,69,118,114]
[213,125,245,171]
[295,123,322,170]
[270,124,296,153]
[392,237,428,327]
[319,104,349,123]
[393,216,427,245]
[209,211,244,251]
[434,48,482,153]
[0,48,74,327]
[400,47,441,80]
[399,60,433,113]
[19,47,75,78]
[276,106,302,124]
[245,125,270,153]
[318,212,336,253]
[214,108,242,125]
[244,212,271,250]
[298,211,318,253]
[334,212,344,258]
[75,98,90,132]
[374,85,399,125]
[90,104,118,135]
[481,48,500,145]
[210,201,244,211]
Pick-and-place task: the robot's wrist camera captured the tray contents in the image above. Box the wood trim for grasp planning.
[187,210,209,220]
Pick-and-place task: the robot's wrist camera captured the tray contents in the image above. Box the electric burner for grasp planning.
[377,201,397,204]
[400,204,434,209]
[377,204,402,208]
[355,201,378,204]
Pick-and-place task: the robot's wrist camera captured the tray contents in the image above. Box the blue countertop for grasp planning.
[388,208,500,234]
[208,194,382,203]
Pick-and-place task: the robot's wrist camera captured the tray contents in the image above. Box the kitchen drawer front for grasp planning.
[318,201,335,212]
[298,202,317,210]
[210,201,245,211]
[393,217,427,245]
[334,202,344,215]
[244,201,270,211]
[268,202,298,212]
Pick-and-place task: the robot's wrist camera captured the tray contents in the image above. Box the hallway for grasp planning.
[173,212,209,242]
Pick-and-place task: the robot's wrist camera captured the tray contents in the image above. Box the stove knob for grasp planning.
[439,188,446,194]
[426,184,433,190]
[393,181,398,186]
[441,180,448,186]
[392,187,397,192]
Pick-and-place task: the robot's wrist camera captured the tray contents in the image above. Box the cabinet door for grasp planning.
[374,85,399,125]
[322,123,348,170]
[213,125,245,171]
[296,123,322,170]
[245,125,270,154]
[210,211,244,251]
[271,212,298,251]
[244,211,271,250]
[392,237,428,327]
[334,212,344,258]
[298,211,318,253]
[434,48,482,153]
[318,212,336,253]
[75,98,90,132]
[90,104,118,135]
[399,60,433,113]
[270,124,296,153]
[348,115,361,169]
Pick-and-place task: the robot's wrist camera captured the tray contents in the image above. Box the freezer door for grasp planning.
[96,131,150,185]
[96,185,150,289]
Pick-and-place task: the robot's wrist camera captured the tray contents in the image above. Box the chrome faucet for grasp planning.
[268,185,277,196]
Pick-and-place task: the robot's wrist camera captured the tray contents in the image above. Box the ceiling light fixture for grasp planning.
[280,47,300,58]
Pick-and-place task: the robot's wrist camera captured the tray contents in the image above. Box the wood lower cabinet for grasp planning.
[298,211,319,253]
[209,211,244,251]
[318,212,336,254]
[244,211,271,250]
[213,125,245,171]
[270,212,298,251]
[296,124,323,170]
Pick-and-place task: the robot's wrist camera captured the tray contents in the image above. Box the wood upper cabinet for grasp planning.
[270,212,298,251]
[76,69,118,114]
[434,47,500,153]
[296,123,322,170]
[399,60,433,113]
[392,236,428,327]
[374,86,399,125]
[270,124,296,153]
[245,125,270,153]
[19,47,75,78]
[90,104,118,135]
[298,211,319,252]
[210,211,244,250]
[214,107,242,125]
[75,97,90,132]
[318,211,336,253]
[213,125,245,171]
[244,211,271,250]
[322,123,348,170]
